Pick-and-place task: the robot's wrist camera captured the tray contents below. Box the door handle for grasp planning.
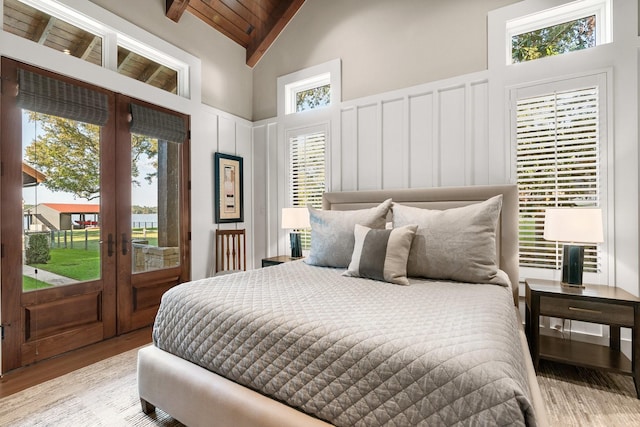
[108,233,114,257]
[122,233,129,256]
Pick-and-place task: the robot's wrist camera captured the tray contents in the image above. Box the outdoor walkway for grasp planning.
[23,265,79,286]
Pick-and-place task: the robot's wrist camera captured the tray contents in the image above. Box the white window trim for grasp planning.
[509,70,614,286]
[8,0,191,98]
[505,0,612,65]
[277,58,341,118]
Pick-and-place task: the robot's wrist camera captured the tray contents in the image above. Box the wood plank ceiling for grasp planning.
[166,0,305,67]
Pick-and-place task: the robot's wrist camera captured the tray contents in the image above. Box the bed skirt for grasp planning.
[137,345,332,427]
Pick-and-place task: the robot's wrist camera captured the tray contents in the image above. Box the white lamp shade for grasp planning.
[543,208,603,243]
[281,207,311,229]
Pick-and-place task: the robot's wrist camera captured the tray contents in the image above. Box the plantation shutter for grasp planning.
[16,68,109,126]
[129,103,187,143]
[289,130,326,249]
[516,86,600,273]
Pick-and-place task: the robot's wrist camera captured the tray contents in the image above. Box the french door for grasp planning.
[0,58,190,372]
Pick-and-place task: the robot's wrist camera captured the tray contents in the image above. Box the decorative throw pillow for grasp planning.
[343,224,418,285]
[392,195,509,286]
[305,199,392,268]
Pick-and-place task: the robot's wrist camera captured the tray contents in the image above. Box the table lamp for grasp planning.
[543,207,603,287]
[281,207,311,258]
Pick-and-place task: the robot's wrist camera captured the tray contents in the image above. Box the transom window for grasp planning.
[506,0,611,65]
[3,0,103,65]
[277,59,340,118]
[3,0,188,96]
[285,73,331,115]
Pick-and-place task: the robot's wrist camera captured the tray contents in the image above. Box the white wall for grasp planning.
[253,0,640,298]
[252,0,520,121]
[253,71,501,263]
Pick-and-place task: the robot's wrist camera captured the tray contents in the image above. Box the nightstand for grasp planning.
[525,278,640,398]
[261,255,303,267]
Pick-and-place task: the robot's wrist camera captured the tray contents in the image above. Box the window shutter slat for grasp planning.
[516,86,601,272]
[289,130,326,250]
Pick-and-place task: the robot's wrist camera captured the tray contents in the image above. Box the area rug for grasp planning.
[3,346,640,426]
[0,345,183,426]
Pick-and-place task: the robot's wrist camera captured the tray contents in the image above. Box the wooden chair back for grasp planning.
[215,229,246,274]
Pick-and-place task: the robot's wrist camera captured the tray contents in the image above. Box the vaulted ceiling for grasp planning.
[165,0,305,67]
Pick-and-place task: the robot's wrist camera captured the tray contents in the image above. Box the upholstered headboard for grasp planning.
[322,185,519,305]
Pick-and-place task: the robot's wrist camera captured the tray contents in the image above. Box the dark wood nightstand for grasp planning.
[525,278,640,398]
[261,255,303,267]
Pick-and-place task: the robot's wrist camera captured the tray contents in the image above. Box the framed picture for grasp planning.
[214,152,243,223]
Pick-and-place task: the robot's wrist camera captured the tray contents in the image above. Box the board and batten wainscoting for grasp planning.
[253,70,503,266]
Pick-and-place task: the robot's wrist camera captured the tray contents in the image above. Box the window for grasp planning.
[3,0,103,66]
[288,129,326,249]
[116,33,188,96]
[277,59,341,117]
[3,0,189,97]
[506,0,611,64]
[514,75,607,281]
[285,73,331,114]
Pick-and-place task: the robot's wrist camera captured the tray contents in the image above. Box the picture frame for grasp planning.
[214,152,244,223]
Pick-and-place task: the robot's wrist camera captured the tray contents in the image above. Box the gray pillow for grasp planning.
[343,224,417,285]
[305,199,392,268]
[392,195,508,285]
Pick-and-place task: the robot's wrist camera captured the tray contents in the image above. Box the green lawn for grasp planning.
[23,276,54,291]
[25,228,161,287]
[30,248,101,281]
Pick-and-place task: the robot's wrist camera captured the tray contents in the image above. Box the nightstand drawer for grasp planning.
[540,296,634,326]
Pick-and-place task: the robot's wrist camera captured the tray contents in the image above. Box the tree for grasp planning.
[296,85,330,112]
[24,112,157,200]
[512,15,596,63]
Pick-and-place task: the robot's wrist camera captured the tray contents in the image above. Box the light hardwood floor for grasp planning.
[0,326,152,398]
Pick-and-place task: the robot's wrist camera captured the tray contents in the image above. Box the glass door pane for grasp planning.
[22,111,102,291]
[130,135,181,273]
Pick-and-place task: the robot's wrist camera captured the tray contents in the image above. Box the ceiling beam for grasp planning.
[246,0,304,67]
[33,16,56,44]
[166,0,191,23]
[143,64,164,83]
[74,35,100,60]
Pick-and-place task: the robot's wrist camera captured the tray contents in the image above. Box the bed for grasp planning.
[137,184,549,426]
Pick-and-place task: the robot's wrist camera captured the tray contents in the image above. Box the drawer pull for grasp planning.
[568,306,602,315]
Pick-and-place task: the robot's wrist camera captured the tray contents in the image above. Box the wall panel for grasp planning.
[382,99,405,189]
[471,81,490,185]
[408,92,435,188]
[254,73,494,267]
[438,85,466,187]
[252,125,268,264]
[340,108,357,191]
[357,104,381,190]
[338,74,491,192]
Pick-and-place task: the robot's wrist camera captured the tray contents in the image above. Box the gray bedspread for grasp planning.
[153,260,536,426]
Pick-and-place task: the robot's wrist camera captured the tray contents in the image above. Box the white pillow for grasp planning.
[392,195,509,286]
[305,199,392,268]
